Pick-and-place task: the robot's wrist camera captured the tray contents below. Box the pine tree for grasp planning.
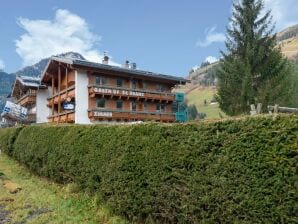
[188,104,198,120]
[216,0,293,116]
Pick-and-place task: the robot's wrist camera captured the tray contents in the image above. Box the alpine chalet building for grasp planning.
[11,75,45,123]
[37,56,188,124]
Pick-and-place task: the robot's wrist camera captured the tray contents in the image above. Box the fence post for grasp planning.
[250,104,256,115]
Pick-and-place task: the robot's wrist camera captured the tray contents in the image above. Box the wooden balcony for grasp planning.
[48,110,75,123]
[47,86,75,106]
[17,93,36,107]
[88,109,175,122]
[88,85,175,102]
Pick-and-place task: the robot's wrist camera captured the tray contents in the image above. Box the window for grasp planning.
[116,100,123,110]
[132,80,137,89]
[156,84,165,92]
[144,102,148,111]
[96,98,106,108]
[95,76,108,85]
[131,101,137,111]
[161,104,165,112]
[143,82,148,90]
[156,103,165,112]
[156,102,160,112]
[95,76,100,85]
[117,78,123,87]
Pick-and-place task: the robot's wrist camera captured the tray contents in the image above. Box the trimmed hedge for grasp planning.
[0,116,297,223]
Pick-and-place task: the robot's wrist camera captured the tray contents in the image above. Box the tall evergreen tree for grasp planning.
[216,0,293,116]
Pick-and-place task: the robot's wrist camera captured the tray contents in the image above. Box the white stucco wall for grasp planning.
[36,88,49,123]
[75,70,91,124]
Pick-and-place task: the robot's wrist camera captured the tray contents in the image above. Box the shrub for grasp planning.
[0,116,297,223]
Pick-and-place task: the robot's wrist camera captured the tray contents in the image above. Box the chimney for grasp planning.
[102,52,109,64]
[131,62,137,70]
[124,60,130,68]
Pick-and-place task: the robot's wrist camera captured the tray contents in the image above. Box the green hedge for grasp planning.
[0,116,297,223]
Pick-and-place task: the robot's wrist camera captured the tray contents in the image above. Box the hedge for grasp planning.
[0,116,297,223]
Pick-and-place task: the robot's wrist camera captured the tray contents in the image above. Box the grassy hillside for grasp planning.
[186,87,226,118]
[278,37,298,60]
[0,116,297,223]
[176,85,226,119]
[276,24,298,60]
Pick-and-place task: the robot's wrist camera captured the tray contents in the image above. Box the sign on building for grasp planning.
[1,101,28,120]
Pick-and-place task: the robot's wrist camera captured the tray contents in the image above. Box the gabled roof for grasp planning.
[41,57,190,84]
[16,75,41,88]
[11,75,46,98]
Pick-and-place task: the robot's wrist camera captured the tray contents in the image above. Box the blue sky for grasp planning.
[0,0,297,77]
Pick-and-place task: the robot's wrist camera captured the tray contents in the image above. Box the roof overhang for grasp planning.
[11,75,43,98]
[41,57,189,85]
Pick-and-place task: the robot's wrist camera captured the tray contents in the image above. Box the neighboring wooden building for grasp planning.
[11,75,45,123]
[38,56,188,124]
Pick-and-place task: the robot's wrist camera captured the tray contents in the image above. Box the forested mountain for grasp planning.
[0,71,16,111]
[15,52,86,78]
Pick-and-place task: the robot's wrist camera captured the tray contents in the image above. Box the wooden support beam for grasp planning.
[58,63,61,122]
[51,75,54,116]
[66,67,68,90]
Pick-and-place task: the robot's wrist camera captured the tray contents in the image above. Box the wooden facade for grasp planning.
[40,57,188,124]
[45,63,76,123]
[11,76,41,123]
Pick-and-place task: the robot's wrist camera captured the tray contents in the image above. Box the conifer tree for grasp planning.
[216,0,292,115]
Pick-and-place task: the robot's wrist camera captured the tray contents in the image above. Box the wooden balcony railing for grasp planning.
[47,85,75,106]
[88,85,175,102]
[48,110,75,123]
[88,109,175,122]
[17,93,36,106]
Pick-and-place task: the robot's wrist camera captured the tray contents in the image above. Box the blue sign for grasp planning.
[63,102,75,110]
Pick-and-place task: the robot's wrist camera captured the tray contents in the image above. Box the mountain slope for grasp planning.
[15,52,86,77]
[0,71,16,111]
[0,71,15,95]
[277,24,298,60]
[182,25,298,118]
[277,24,298,42]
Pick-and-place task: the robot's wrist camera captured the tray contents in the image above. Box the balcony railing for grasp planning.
[88,108,175,122]
[47,85,75,106]
[17,93,36,106]
[48,110,75,123]
[88,85,175,102]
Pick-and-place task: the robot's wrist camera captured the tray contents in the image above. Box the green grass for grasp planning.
[185,87,227,119]
[0,154,127,224]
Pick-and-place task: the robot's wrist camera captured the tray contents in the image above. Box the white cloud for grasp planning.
[196,26,226,47]
[15,9,116,66]
[204,56,218,64]
[0,59,5,70]
[263,0,298,31]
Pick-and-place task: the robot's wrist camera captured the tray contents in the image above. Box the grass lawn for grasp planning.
[0,153,127,224]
